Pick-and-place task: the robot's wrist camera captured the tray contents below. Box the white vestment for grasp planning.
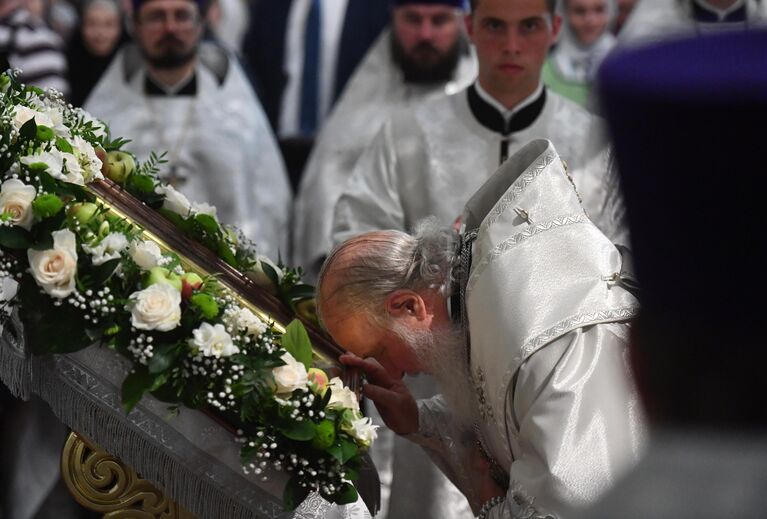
[84,43,291,259]
[619,0,767,46]
[292,29,476,281]
[409,140,645,517]
[332,84,607,247]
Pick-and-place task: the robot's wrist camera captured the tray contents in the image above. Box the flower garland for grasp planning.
[0,71,375,509]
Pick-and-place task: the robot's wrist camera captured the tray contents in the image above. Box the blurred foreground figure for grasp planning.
[293,0,476,282]
[319,139,644,518]
[582,29,767,519]
[619,0,766,44]
[85,0,291,257]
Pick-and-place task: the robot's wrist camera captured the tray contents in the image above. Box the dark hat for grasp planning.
[599,30,767,424]
[391,0,468,8]
[599,30,767,338]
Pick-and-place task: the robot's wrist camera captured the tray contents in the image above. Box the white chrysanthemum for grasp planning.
[189,323,239,358]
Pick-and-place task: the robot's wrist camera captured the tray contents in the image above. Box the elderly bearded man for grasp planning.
[318,140,645,518]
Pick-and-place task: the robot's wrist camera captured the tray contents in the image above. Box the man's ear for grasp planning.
[385,290,428,321]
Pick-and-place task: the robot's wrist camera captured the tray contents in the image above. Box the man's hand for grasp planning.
[340,353,419,435]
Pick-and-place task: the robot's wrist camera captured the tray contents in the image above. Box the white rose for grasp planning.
[21,148,85,185]
[225,306,268,337]
[343,416,378,447]
[83,232,128,265]
[27,229,78,298]
[129,240,163,270]
[0,179,36,230]
[156,185,192,216]
[12,105,55,131]
[327,377,360,412]
[128,283,181,332]
[192,202,217,218]
[71,136,103,182]
[189,322,239,358]
[272,351,308,395]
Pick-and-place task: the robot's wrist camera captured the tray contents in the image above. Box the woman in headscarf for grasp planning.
[66,0,126,107]
[542,0,616,107]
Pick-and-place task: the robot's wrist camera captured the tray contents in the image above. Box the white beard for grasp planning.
[392,320,478,430]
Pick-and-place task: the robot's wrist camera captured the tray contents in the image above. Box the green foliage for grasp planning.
[0,226,31,249]
[31,194,64,218]
[190,293,219,319]
[281,319,312,370]
[283,476,312,511]
[121,367,168,413]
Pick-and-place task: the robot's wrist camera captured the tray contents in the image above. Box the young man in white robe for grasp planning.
[331,0,608,248]
[292,0,477,283]
[318,139,644,518]
[84,0,291,258]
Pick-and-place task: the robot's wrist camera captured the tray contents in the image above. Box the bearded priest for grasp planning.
[318,139,645,518]
[84,0,291,258]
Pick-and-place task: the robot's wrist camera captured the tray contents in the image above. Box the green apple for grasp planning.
[105,150,136,184]
[143,267,182,291]
[68,202,99,225]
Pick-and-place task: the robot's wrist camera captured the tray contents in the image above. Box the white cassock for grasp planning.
[84,43,291,259]
[619,0,767,45]
[409,140,645,518]
[332,83,607,247]
[292,29,476,281]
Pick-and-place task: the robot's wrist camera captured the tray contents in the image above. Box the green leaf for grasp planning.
[148,343,180,374]
[285,284,315,301]
[31,194,64,218]
[17,278,90,354]
[261,260,281,288]
[0,226,31,249]
[88,258,122,287]
[128,174,156,194]
[328,483,358,506]
[194,213,220,236]
[327,436,359,464]
[278,419,316,441]
[121,368,167,413]
[281,319,312,370]
[35,125,54,141]
[55,137,73,154]
[19,117,36,139]
[283,475,311,511]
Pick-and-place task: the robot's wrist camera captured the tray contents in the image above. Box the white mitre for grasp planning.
[461,139,640,468]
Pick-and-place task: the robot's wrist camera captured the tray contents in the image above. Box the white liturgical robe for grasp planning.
[84,43,291,258]
[332,84,606,247]
[409,140,645,518]
[619,0,767,46]
[292,29,476,281]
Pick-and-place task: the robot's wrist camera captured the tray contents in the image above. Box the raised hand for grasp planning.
[340,353,419,435]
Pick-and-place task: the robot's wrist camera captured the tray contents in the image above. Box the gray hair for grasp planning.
[318,218,459,326]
